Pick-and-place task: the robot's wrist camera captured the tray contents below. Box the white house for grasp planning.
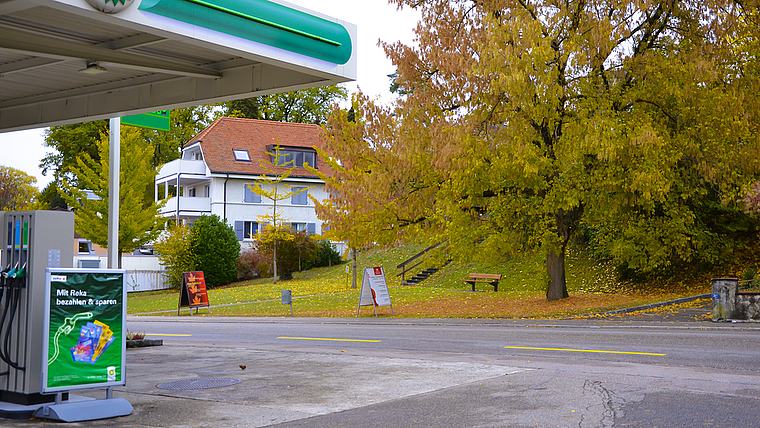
[155,117,333,243]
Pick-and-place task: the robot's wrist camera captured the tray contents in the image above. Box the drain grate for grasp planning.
[157,377,241,390]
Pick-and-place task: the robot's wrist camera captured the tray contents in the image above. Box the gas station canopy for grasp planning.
[0,0,357,132]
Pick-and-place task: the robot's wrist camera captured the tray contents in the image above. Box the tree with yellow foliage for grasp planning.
[248,144,311,284]
[0,166,40,210]
[317,0,760,301]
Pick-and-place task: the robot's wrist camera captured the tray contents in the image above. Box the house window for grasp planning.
[291,187,308,205]
[275,151,294,167]
[78,239,93,254]
[188,187,196,197]
[291,223,316,235]
[233,149,251,162]
[244,221,258,239]
[79,259,101,269]
[268,146,316,168]
[204,185,210,197]
[193,151,202,160]
[244,184,261,203]
[234,221,259,240]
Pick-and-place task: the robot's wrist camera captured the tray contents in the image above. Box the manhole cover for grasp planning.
[157,377,241,390]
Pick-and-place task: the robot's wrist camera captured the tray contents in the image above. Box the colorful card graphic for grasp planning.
[70,320,114,364]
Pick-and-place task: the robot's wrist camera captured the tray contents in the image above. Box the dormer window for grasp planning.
[233,149,251,162]
[266,145,316,168]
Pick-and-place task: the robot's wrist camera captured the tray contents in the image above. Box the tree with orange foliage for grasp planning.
[316,0,760,301]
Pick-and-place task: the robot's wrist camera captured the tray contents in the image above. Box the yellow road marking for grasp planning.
[144,333,192,337]
[278,336,380,343]
[504,346,665,356]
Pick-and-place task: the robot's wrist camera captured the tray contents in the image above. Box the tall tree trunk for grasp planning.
[351,248,357,289]
[273,238,278,285]
[546,247,568,301]
[545,207,580,301]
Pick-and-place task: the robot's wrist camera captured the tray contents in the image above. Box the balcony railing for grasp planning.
[159,196,211,216]
[156,159,207,182]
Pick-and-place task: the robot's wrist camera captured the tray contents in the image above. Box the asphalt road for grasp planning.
[128,315,760,371]
[6,306,760,427]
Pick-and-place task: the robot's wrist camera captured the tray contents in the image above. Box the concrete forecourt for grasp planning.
[8,308,760,428]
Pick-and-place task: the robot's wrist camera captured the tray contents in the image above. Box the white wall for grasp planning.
[213,178,327,238]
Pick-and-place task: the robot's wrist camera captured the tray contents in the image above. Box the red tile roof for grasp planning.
[188,117,330,179]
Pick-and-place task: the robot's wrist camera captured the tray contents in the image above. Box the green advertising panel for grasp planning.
[122,110,170,131]
[42,269,127,393]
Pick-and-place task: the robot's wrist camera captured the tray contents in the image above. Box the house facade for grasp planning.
[155,117,331,243]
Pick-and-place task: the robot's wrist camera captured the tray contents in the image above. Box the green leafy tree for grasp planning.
[154,222,195,289]
[247,144,311,283]
[225,85,348,125]
[39,182,67,210]
[310,240,342,269]
[0,166,40,210]
[189,214,240,288]
[317,0,760,301]
[60,127,164,268]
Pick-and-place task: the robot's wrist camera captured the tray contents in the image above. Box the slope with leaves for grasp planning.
[127,237,732,318]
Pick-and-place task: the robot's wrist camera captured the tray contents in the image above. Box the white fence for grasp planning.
[73,255,171,293]
[125,269,169,292]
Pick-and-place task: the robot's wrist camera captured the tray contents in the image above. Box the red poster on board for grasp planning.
[178,271,210,315]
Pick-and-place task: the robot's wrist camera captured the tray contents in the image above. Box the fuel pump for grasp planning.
[0,261,26,372]
[0,211,74,405]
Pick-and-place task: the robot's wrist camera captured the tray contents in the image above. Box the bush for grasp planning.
[236,244,270,281]
[248,232,343,281]
[154,222,194,290]
[311,240,342,269]
[257,231,314,279]
[190,215,240,288]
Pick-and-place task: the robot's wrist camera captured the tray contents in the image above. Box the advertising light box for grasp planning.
[42,269,127,393]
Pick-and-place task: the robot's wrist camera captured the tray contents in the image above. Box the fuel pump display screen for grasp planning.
[41,269,126,393]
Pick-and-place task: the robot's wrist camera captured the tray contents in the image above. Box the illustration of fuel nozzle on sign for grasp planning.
[47,312,115,366]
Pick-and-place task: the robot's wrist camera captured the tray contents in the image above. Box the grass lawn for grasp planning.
[128,242,720,319]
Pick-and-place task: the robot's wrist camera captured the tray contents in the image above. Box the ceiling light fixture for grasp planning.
[79,62,108,75]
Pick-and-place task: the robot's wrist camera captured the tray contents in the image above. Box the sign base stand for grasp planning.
[33,396,133,422]
[0,393,132,421]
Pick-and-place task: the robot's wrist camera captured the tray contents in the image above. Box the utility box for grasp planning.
[0,211,74,404]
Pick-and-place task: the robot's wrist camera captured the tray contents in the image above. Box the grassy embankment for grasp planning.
[127,241,731,319]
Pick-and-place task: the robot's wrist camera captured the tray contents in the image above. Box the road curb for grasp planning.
[579,293,712,318]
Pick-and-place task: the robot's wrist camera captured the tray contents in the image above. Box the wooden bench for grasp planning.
[463,273,502,292]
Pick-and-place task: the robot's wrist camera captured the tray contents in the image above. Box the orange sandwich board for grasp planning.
[178,271,210,315]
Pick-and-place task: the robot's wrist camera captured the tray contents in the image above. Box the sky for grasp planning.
[0,0,420,190]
